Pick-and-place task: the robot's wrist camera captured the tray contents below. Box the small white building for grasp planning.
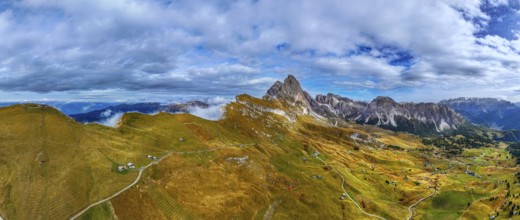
[117,165,125,172]
[127,162,135,169]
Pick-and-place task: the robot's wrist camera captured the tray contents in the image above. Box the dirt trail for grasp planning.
[70,144,252,220]
[262,200,282,220]
[315,155,387,220]
[406,188,437,220]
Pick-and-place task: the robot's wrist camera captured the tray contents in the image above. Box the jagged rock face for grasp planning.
[314,94,464,133]
[266,81,284,97]
[266,75,464,134]
[360,99,464,132]
[314,93,366,119]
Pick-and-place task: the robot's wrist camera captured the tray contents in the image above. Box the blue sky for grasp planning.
[0,0,519,103]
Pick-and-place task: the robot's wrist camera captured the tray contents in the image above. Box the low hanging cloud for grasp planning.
[97,112,125,127]
[188,105,225,121]
[97,97,232,123]
[187,96,231,120]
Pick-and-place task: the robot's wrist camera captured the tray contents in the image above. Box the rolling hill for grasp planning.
[0,78,519,219]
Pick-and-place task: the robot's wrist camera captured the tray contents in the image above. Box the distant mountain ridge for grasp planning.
[440,97,520,130]
[70,101,208,123]
[0,101,118,115]
[267,75,464,134]
[439,97,516,115]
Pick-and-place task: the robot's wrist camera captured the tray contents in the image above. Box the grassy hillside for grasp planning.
[1,97,519,219]
[0,104,191,219]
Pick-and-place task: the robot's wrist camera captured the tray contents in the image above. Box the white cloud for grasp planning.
[97,112,124,127]
[206,96,233,105]
[314,56,404,78]
[100,109,112,117]
[188,105,225,121]
[488,0,511,6]
[0,0,519,102]
[187,96,233,120]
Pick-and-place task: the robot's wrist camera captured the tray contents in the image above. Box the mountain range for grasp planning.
[0,101,118,115]
[267,75,465,135]
[266,75,520,136]
[440,97,520,130]
[70,101,209,124]
[4,78,518,135]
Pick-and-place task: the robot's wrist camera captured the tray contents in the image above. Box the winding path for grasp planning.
[315,155,387,220]
[71,143,437,220]
[406,188,437,220]
[315,152,441,220]
[69,150,173,220]
[69,143,253,220]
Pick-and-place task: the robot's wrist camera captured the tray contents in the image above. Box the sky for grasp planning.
[0,0,519,103]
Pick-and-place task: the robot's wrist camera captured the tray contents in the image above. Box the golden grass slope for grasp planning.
[0,95,519,220]
[103,95,520,219]
[0,104,201,219]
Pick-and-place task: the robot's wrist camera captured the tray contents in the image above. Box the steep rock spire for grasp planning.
[266,75,316,114]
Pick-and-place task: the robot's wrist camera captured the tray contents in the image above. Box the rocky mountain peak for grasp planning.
[370,96,397,106]
[267,75,304,98]
[266,81,283,97]
[266,75,316,112]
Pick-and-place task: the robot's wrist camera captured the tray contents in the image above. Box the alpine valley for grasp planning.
[1,75,520,220]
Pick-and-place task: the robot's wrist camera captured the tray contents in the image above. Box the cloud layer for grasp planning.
[0,0,519,102]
